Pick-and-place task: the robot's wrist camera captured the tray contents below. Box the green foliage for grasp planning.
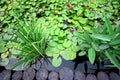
[10,19,49,69]
[0,0,120,68]
[77,17,120,69]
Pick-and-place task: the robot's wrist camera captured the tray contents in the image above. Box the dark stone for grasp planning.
[36,68,48,80]
[109,72,120,80]
[119,70,120,75]
[59,67,73,80]
[12,71,22,80]
[23,67,35,80]
[74,71,85,80]
[0,70,11,80]
[97,72,109,80]
[31,60,41,70]
[86,74,97,80]
[48,71,59,80]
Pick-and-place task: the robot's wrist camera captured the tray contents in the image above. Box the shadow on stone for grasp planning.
[86,74,97,80]
[12,71,22,80]
[74,71,85,80]
[109,72,120,80]
[23,67,35,80]
[36,68,48,80]
[59,67,73,80]
[48,71,59,80]
[97,72,109,80]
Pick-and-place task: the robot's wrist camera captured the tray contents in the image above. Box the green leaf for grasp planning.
[88,48,96,64]
[54,28,60,36]
[57,44,65,50]
[92,34,111,41]
[52,57,62,67]
[78,51,86,56]
[110,38,120,46]
[48,41,57,47]
[67,33,73,40]
[105,51,120,69]
[112,49,120,54]
[63,40,71,48]
[99,44,109,50]
[45,47,59,57]
[91,42,100,51]
[10,59,28,70]
[71,44,79,52]
[0,43,7,53]
[79,17,88,24]
[60,49,76,60]
[105,17,114,34]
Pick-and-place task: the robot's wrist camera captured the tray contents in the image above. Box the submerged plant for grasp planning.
[76,17,120,69]
[10,19,49,69]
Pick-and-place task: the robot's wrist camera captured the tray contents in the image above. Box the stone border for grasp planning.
[0,67,120,80]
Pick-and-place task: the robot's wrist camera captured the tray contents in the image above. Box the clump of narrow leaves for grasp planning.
[10,19,49,69]
[76,17,120,69]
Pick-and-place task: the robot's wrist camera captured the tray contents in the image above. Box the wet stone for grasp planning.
[23,67,35,80]
[31,60,41,70]
[97,72,109,80]
[0,70,11,80]
[109,72,120,80]
[12,71,22,80]
[86,74,97,80]
[36,68,48,80]
[119,70,120,75]
[59,67,73,80]
[74,71,85,80]
[48,71,58,80]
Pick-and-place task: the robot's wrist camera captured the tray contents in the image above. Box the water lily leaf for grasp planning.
[0,58,9,66]
[78,51,86,56]
[88,48,96,64]
[48,40,57,47]
[52,57,62,67]
[45,47,59,57]
[67,33,73,40]
[63,40,71,48]
[60,49,76,60]
[57,44,65,50]
[54,28,60,36]
[79,17,88,24]
[71,44,79,52]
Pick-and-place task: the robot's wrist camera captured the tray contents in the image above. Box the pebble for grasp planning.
[36,68,48,80]
[59,67,73,80]
[74,71,85,80]
[12,71,22,80]
[86,74,97,80]
[48,71,59,80]
[109,72,120,80]
[0,70,11,80]
[23,67,35,80]
[97,72,109,80]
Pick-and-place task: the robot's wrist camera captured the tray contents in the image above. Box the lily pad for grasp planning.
[52,57,62,67]
[63,40,72,48]
[60,49,76,60]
